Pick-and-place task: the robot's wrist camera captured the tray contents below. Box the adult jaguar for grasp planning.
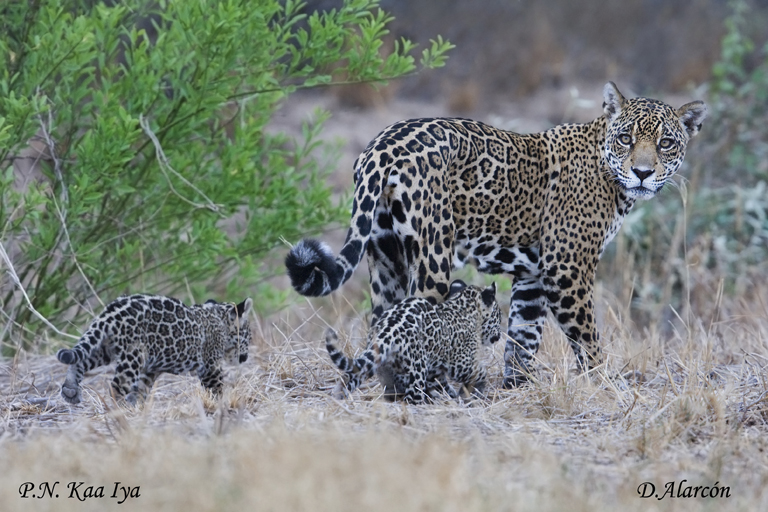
[286,82,706,386]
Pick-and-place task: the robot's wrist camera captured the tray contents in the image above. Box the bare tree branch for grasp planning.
[0,241,79,340]
[139,114,223,214]
[37,102,104,308]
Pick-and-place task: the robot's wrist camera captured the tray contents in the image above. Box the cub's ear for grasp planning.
[235,298,253,319]
[447,279,467,298]
[603,82,626,123]
[677,101,707,139]
[481,282,497,307]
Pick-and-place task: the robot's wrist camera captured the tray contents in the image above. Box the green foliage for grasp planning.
[708,0,768,182]
[0,0,452,349]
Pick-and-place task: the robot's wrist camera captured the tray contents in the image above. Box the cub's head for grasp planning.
[449,280,501,346]
[602,82,707,200]
[205,297,253,364]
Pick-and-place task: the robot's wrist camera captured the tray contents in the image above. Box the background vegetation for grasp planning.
[599,0,768,337]
[0,0,451,351]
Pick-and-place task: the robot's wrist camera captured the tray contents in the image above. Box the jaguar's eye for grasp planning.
[618,134,632,146]
[659,138,673,149]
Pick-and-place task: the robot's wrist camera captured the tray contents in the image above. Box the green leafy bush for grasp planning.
[708,0,768,184]
[0,0,452,349]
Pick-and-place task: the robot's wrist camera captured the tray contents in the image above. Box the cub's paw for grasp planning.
[60,384,81,404]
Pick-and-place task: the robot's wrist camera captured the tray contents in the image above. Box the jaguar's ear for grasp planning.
[481,282,497,307]
[233,298,253,320]
[677,101,707,139]
[447,279,467,298]
[603,82,625,123]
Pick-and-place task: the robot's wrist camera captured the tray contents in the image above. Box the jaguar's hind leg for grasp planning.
[402,346,430,403]
[462,364,488,398]
[424,362,458,400]
[386,373,453,402]
[125,371,158,405]
[61,365,85,404]
[110,346,144,404]
[382,166,454,307]
[198,363,224,397]
[401,371,429,404]
[60,344,111,404]
[367,229,409,324]
[378,365,406,401]
[425,374,459,400]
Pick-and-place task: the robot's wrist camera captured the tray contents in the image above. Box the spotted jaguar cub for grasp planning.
[57,294,253,405]
[326,280,501,403]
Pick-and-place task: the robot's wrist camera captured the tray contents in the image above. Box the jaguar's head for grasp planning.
[205,297,253,365]
[602,82,707,200]
[229,298,253,364]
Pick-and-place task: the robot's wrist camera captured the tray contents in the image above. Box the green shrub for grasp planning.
[708,0,768,184]
[0,0,452,350]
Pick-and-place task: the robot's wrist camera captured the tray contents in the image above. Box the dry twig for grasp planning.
[139,114,223,214]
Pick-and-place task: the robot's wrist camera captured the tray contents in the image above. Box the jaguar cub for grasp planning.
[57,294,252,405]
[326,280,501,403]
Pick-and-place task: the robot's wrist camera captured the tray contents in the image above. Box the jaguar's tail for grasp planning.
[285,151,383,297]
[56,327,102,365]
[56,308,113,365]
[325,329,377,393]
[285,239,349,297]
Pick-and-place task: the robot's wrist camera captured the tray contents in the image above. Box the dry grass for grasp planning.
[2,276,768,512]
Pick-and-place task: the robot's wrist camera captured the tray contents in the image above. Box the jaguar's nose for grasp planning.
[631,167,654,183]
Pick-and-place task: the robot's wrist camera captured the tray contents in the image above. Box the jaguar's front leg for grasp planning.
[542,266,603,374]
[198,363,224,397]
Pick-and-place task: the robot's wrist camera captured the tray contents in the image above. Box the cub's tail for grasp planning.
[325,329,376,393]
[56,323,105,365]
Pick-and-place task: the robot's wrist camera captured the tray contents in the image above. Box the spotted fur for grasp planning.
[57,294,253,405]
[287,82,706,386]
[326,281,501,403]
